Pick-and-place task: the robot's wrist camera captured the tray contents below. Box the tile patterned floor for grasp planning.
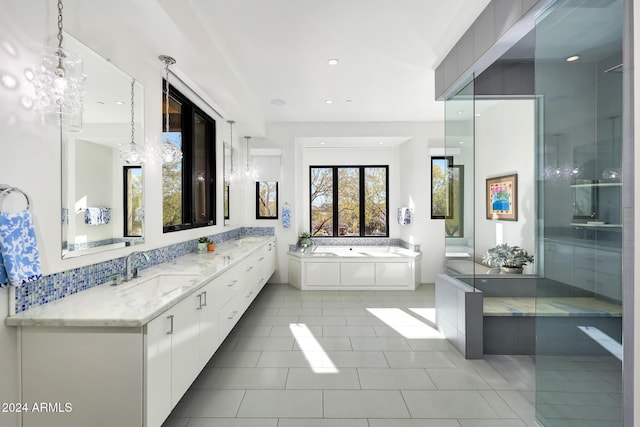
[163,284,540,427]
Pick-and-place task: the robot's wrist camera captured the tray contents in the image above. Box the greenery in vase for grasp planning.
[198,236,211,244]
[298,231,312,246]
[482,243,534,268]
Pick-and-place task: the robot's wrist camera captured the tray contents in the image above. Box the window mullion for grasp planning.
[332,167,339,237]
[359,167,365,237]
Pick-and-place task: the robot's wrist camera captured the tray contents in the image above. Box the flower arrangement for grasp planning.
[482,243,534,271]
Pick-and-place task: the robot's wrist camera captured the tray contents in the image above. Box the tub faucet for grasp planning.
[125,251,151,281]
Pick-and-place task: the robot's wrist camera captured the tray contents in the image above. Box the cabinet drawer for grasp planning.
[207,268,245,307]
[595,249,622,277]
[219,292,248,341]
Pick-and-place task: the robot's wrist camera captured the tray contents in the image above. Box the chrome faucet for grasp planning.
[125,251,151,281]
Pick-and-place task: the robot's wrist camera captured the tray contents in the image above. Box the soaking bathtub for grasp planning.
[288,246,421,290]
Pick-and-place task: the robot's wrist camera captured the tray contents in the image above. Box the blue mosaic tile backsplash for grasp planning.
[14,227,274,314]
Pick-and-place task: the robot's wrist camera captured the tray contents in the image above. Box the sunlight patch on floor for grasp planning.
[366,308,444,339]
[289,323,339,373]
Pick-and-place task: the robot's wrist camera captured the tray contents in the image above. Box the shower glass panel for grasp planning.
[535,0,623,425]
[444,79,475,288]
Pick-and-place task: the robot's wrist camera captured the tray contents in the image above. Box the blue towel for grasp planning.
[282,205,291,228]
[0,210,42,287]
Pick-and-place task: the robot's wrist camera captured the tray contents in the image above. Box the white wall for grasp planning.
[258,121,446,284]
[474,99,536,270]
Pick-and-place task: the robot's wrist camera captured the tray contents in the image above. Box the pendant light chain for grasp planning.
[57,0,64,50]
[227,120,235,174]
[164,61,170,138]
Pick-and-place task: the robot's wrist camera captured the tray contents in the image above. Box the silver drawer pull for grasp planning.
[228,280,238,287]
[202,291,208,307]
[167,315,174,335]
[197,294,203,310]
[259,256,265,262]
[246,291,253,298]
[227,310,238,320]
[246,266,254,272]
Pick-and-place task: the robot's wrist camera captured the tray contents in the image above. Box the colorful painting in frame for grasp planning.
[486,173,518,221]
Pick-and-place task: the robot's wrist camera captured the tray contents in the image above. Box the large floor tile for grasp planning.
[407,338,456,352]
[207,350,261,368]
[286,367,361,389]
[190,367,221,389]
[323,308,369,316]
[323,325,376,337]
[170,389,245,418]
[326,350,390,368]
[257,350,311,368]
[368,420,459,427]
[427,368,493,390]
[185,419,278,427]
[277,420,368,427]
[402,390,499,418]
[232,337,294,351]
[298,315,347,325]
[324,390,410,418]
[278,307,322,316]
[384,351,456,368]
[236,390,323,418]
[350,337,412,351]
[357,368,436,390]
[212,367,288,389]
[269,324,322,337]
[161,417,189,427]
[240,315,300,325]
[458,420,527,427]
[293,336,353,351]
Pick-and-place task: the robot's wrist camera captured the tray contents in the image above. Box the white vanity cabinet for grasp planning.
[13,237,276,427]
[145,292,202,427]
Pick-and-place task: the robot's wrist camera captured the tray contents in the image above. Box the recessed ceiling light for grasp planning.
[270,98,286,106]
[475,113,481,117]
[327,58,339,65]
[115,101,125,105]
[379,142,384,145]
[325,99,334,104]
[320,141,325,145]
[459,141,465,145]
[566,55,580,62]
[457,110,464,115]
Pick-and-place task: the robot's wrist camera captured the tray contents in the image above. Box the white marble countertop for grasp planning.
[5,236,275,328]
[288,245,420,259]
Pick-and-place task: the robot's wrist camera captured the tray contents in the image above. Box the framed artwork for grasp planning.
[431,156,453,219]
[256,181,278,219]
[486,173,518,221]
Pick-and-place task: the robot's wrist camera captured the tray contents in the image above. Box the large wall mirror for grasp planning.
[62,33,144,258]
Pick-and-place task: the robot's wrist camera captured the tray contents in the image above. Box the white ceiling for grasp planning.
[156,0,492,128]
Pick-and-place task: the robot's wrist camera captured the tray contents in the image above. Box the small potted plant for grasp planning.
[482,243,534,274]
[207,239,216,252]
[197,237,209,254]
[298,231,312,248]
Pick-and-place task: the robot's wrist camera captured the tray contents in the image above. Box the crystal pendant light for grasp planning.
[243,136,258,182]
[118,79,145,164]
[226,120,237,182]
[32,0,86,130]
[159,55,183,164]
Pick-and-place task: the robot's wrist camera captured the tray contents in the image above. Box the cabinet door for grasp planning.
[145,313,173,427]
[170,295,201,404]
[198,284,220,367]
[305,262,340,286]
[341,262,375,286]
[545,242,574,285]
[375,262,411,287]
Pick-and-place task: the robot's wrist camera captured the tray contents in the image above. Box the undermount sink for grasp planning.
[114,273,201,295]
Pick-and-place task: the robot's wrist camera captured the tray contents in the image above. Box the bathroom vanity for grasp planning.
[6,237,276,427]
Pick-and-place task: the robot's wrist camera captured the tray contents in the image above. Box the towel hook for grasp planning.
[0,185,31,211]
